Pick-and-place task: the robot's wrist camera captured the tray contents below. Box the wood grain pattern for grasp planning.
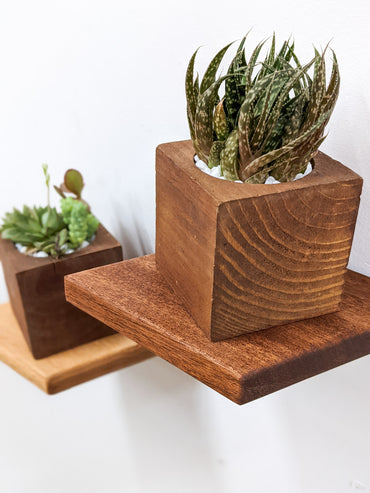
[65,255,370,405]
[156,141,363,341]
[0,224,123,359]
[156,143,218,335]
[0,303,152,394]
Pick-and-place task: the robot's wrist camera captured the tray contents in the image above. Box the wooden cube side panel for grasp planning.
[17,261,117,359]
[155,145,218,336]
[0,225,123,358]
[0,243,31,348]
[211,178,363,340]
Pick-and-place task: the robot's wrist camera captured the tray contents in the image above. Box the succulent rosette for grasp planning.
[0,167,99,258]
[186,34,340,183]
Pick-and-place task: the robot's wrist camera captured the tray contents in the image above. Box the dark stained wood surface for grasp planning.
[65,255,370,405]
[0,303,153,394]
[156,141,363,340]
[0,224,123,358]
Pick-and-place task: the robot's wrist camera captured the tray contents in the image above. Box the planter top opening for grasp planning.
[14,237,94,259]
[194,155,313,184]
[0,224,118,271]
[157,140,360,204]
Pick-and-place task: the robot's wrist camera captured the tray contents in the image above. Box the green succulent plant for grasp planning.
[0,205,67,255]
[60,197,99,248]
[186,34,340,183]
[0,165,99,258]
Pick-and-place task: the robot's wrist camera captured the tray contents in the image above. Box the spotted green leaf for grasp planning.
[220,130,239,180]
[303,51,326,130]
[213,100,229,141]
[199,43,233,94]
[238,72,285,167]
[225,38,247,127]
[286,110,330,151]
[208,141,225,168]
[244,167,270,184]
[186,48,200,125]
[282,90,307,144]
[266,33,276,68]
[245,39,267,92]
[240,145,292,181]
[195,76,227,159]
[260,58,316,150]
[250,73,276,151]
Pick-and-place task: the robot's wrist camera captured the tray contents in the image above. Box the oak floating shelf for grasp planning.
[65,255,370,405]
[0,303,152,394]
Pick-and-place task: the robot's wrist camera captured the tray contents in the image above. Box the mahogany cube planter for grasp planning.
[0,224,122,359]
[156,140,363,341]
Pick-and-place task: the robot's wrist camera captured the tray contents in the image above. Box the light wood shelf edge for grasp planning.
[0,303,153,394]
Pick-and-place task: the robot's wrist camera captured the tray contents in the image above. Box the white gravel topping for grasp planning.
[14,236,94,258]
[195,156,312,184]
[32,251,49,258]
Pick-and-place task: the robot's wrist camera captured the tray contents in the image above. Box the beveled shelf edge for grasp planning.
[64,255,370,405]
[0,303,153,394]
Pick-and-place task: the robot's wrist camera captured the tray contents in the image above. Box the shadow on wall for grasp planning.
[113,197,154,260]
[114,357,227,493]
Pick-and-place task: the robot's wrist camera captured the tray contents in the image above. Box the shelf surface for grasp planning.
[65,255,370,404]
[0,303,152,394]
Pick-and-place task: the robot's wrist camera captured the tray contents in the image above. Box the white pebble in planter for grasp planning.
[14,237,94,258]
[194,155,312,184]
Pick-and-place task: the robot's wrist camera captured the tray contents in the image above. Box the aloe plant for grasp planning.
[186,34,340,183]
[0,166,99,258]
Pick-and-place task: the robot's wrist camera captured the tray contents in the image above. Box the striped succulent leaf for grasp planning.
[193,74,199,104]
[245,39,267,92]
[199,43,233,94]
[238,71,290,169]
[213,100,229,141]
[194,76,227,159]
[286,110,331,151]
[262,114,287,153]
[266,33,276,68]
[187,106,196,142]
[238,37,247,66]
[260,59,316,147]
[320,50,340,114]
[302,52,326,131]
[271,149,312,182]
[220,130,239,181]
[250,74,276,151]
[225,74,240,128]
[253,70,290,119]
[281,90,308,144]
[225,37,248,127]
[208,141,226,168]
[276,39,292,64]
[239,145,292,181]
[185,49,199,125]
[244,167,270,184]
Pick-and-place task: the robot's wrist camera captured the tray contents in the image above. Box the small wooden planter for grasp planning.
[0,224,122,359]
[156,140,363,341]
[0,303,152,394]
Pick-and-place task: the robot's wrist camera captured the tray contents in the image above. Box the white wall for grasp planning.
[0,1,369,492]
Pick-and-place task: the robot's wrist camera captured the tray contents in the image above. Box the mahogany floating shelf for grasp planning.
[0,303,152,394]
[65,255,370,405]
